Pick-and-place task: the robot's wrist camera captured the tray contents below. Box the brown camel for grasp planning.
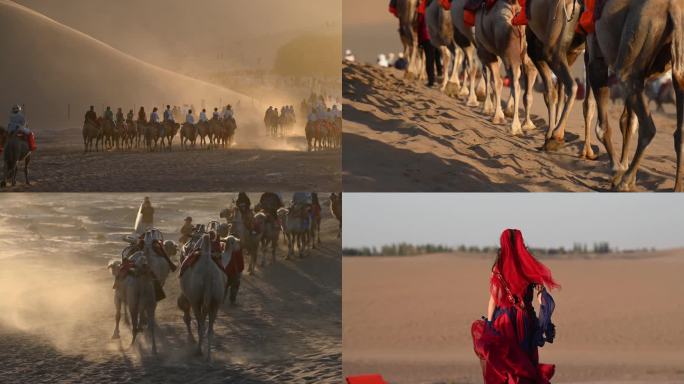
[588,0,684,191]
[451,0,483,106]
[474,0,538,135]
[526,0,594,155]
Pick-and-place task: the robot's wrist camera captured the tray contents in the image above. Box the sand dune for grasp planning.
[342,62,681,192]
[0,0,252,130]
[0,197,342,383]
[343,251,684,383]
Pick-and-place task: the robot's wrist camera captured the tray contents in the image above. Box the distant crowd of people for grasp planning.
[343,49,408,71]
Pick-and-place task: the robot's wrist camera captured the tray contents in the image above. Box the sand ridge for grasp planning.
[342,62,681,192]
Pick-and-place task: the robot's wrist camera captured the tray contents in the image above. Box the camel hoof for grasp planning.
[492,115,506,125]
[615,180,635,192]
[466,98,480,107]
[111,333,120,340]
[580,147,598,161]
[503,108,515,119]
[522,120,536,131]
[511,126,523,136]
[543,138,564,152]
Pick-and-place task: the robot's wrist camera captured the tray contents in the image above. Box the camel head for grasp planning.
[164,240,178,257]
[200,233,212,256]
[276,207,289,219]
[107,259,122,277]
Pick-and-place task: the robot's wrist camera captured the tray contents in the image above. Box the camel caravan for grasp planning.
[301,93,343,152]
[387,0,684,191]
[106,192,341,359]
[82,104,238,153]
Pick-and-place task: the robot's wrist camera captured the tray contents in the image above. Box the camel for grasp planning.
[110,251,158,354]
[223,117,237,146]
[180,123,198,149]
[178,234,234,360]
[82,120,101,152]
[1,132,31,187]
[197,121,211,148]
[426,0,464,95]
[222,206,264,274]
[474,0,538,135]
[100,119,116,149]
[330,193,342,239]
[451,0,484,106]
[526,0,592,154]
[587,0,684,191]
[144,122,165,152]
[260,215,281,265]
[277,207,309,259]
[397,0,424,79]
[162,121,180,149]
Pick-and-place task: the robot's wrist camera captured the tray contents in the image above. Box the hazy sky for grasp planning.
[343,193,684,250]
[343,0,403,63]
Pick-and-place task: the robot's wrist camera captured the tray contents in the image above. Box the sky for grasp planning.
[343,193,684,250]
[343,0,403,63]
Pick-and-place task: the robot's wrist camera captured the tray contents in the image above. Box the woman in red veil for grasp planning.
[472,229,559,383]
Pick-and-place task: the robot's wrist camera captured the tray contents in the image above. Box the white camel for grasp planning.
[277,207,309,259]
[178,234,238,360]
[109,251,158,354]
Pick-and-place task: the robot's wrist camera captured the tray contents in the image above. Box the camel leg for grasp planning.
[129,300,139,346]
[581,51,598,160]
[24,157,30,185]
[548,58,577,144]
[522,58,537,131]
[193,302,205,355]
[112,294,121,339]
[489,61,505,125]
[588,53,618,168]
[178,295,194,342]
[618,107,638,171]
[148,305,157,355]
[482,64,494,115]
[674,70,684,191]
[439,46,451,93]
[614,83,656,191]
[465,47,480,106]
[510,64,523,136]
[534,60,558,142]
[205,305,217,362]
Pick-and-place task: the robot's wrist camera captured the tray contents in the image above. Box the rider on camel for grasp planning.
[7,105,37,151]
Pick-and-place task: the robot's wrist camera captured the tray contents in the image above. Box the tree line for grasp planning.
[343,242,657,257]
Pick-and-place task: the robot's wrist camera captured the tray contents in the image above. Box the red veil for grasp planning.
[491,229,559,306]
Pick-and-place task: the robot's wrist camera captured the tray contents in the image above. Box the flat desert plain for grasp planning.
[343,251,684,383]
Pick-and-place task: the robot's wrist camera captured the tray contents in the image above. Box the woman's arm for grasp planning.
[487,289,496,321]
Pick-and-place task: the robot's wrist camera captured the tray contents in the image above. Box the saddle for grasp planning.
[179,247,244,278]
[440,0,452,10]
[576,0,603,35]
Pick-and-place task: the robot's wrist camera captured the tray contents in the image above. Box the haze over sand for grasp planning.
[342,62,681,191]
[0,193,342,383]
[343,0,403,64]
[0,0,253,130]
[343,251,684,384]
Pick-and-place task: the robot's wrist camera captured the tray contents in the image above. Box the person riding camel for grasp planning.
[140,197,154,230]
[137,106,147,123]
[223,104,234,120]
[199,108,208,123]
[163,105,174,123]
[7,105,37,151]
[212,107,220,120]
[179,216,194,245]
[258,192,284,224]
[85,105,98,126]
[103,106,114,123]
[185,110,195,125]
[150,107,163,136]
[126,109,134,124]
[115,108,124,124]
[236,192,251,213]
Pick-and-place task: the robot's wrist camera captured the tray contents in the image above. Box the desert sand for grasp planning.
[342,62,681,192]
[0,193,342,383]
[343,251,684,384]
[0,0,341,192]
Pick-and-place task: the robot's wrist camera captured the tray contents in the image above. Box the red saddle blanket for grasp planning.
[10,132,37,151]
[577,0,600,34]
[346,375,388,384]
[180,248,244,278]
[440,0,452,10]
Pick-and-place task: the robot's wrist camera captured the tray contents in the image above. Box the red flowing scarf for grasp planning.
[491,229,559,306]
